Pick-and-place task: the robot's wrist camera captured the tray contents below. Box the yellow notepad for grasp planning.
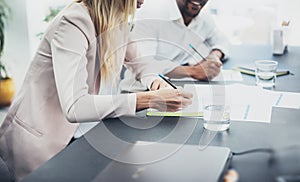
[146,110,203,117]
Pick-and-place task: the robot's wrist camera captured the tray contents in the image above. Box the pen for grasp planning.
[158,74,177,89]
[189,44,208,62]
[130,24,135,32]
[277,70,294,76]
[236,67,293,77]
[235,67,255,76]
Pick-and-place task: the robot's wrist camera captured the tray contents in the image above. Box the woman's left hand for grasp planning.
[150,78,173,91]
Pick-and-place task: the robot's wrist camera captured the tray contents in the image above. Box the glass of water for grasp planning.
[255,60,278,88]
[202,95,230,131]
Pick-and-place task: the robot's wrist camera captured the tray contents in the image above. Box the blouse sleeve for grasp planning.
[51,17,136,123]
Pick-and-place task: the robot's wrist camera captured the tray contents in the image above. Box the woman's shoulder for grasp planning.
[62,2,91,23]
[55,2,96,43]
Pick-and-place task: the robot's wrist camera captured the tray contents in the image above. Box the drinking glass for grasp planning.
[255,60,278,88]
[202,95,230,131]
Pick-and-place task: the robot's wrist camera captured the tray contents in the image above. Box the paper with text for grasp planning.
[147,84,300,123]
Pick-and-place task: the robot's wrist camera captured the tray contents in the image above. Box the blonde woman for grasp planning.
[0,0,192,181]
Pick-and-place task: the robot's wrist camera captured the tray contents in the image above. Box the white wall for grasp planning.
[26,0,72,57]
[2,0,71,92]
[209,0,300,46]
[2,0,300,92]
[3,0,31,91]
[277,0,300,46]
[26,0,50,59]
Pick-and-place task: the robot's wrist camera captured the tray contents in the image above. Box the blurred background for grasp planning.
[1,0,299,95]
[0,1,298,180]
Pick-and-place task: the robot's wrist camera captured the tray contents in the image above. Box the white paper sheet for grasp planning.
[147,84,300,123]
[183,84,300,123]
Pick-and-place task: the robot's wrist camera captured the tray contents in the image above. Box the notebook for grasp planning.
[93,142,231,182]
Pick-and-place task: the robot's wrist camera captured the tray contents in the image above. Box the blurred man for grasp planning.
[121,0,230,91]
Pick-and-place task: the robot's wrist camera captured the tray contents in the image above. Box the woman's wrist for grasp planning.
[136,92,153,111]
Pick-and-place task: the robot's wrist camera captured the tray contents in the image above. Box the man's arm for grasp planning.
[165,59,222,81]
[201,13,231,61]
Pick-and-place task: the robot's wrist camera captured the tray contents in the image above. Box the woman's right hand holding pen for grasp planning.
[136,89,193,112]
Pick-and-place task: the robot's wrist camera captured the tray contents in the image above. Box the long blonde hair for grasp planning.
[77,0,136,80]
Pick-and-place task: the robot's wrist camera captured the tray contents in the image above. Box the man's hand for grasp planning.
[191,56,222,80]
[164,52,223,81]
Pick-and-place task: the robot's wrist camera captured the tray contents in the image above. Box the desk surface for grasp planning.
[184,44,300,93]
[224,45,300,92]
[23,45,300,182]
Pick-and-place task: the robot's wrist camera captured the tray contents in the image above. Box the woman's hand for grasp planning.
[137,0,144,8]
[136,89,193,112]
[150,78,173,91]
